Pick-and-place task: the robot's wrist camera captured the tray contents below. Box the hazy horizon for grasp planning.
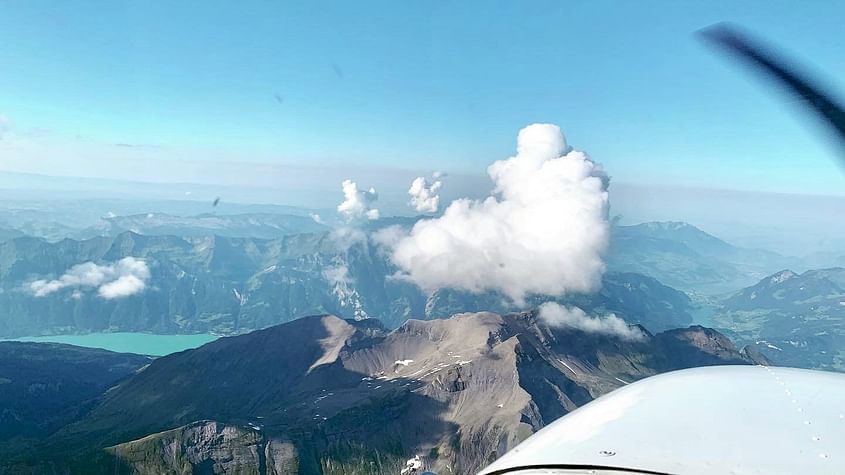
[1,168,844,257]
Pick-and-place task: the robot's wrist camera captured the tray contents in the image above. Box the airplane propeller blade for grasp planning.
[699,23,845,160]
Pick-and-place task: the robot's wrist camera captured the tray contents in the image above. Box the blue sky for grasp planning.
[1,1,845,196]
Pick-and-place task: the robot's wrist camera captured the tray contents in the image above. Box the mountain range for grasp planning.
[3,212,842,379]
[1,311,763,474]
[0,230,694,338]
[2,209,839,474]
[90,212,328,239]
[0,197,324,238]
[606,221,797,294]
[713,267,845,372]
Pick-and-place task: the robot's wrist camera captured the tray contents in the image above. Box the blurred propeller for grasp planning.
[699,22,845,161]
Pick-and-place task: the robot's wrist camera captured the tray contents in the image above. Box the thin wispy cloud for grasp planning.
[113,143,161,149]
[538,303,645,341]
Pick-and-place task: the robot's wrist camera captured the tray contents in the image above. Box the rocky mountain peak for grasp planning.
[20,312,759,475]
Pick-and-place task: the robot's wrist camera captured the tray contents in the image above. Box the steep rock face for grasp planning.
[15,312,758,475]
[108,421,298,475]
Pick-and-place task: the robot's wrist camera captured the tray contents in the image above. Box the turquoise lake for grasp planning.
[5,332,219,356]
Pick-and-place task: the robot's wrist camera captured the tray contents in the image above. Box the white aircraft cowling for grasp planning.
[479,365,845,475]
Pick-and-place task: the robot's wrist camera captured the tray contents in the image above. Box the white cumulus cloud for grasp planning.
[388,123,610,304]
[337,179,379,221]
[29,257,151,300]
[408,176,443,213]
[538,302,645,341]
